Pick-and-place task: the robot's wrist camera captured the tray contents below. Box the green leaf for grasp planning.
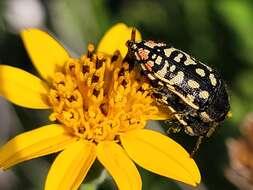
[216,0,253,65]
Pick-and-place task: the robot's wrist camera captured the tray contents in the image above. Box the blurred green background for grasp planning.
[0,0,253,189]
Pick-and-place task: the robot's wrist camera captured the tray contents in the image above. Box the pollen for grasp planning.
[48,44,159,143]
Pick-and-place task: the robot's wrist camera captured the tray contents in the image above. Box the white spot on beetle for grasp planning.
[199,91,209,99]
[209,74,217,86]
[180,51,197,65]
[164,48,176,57]
[187,80,200,89]
[169,71,184,85]
[132,44,137,49]
[185,126,195,136]
[200,112,213,122]
[144,41,157,48]
[152,54,157,59]
[157,64,169,78]
[195,68,205,77]
[184,57,197,65]
[147,73,156,80]
[158,81,164,86]
[174,53,184,63]
[155,56,163,65]
[186,94,195,103]
[157,43,166,47]
[170,65,176,72]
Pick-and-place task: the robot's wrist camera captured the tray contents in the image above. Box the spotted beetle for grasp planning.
[126,30,230,156]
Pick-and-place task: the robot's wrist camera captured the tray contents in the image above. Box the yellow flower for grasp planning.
[0,23,200,190]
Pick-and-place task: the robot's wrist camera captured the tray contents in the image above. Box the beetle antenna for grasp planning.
[190,136,204,157]
[131,28,136,42]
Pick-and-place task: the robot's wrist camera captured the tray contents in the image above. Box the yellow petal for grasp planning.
[120,129,201,186]
[45,140,96,190]
[97,23,141,57]
[96,141,141,190]
[21,29,70,81]
[0,124,74,169]
[0,65,49,109]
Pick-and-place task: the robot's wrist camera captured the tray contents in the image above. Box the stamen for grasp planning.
[87,43,95,58]
[65,90,83,108]
[96,54,105,69]
[118,68,125,77]
[82,65,90,74]
[65,59,76,75]
[92,75,99,83]
[100,103,108,116]
[52,73,65,87]
[137,87,145,93]
[48,90,61,105]
[111,50,120,62]
[121,79,128,88]
[93,89,100,97]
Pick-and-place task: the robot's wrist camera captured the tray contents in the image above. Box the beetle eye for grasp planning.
[126,41,138,52]
[126,40,132,47]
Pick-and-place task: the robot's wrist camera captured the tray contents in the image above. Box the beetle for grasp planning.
[125,30,230,156]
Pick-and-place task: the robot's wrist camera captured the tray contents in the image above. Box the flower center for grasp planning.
[48,44,159,143]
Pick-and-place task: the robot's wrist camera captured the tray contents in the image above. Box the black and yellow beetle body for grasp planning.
[126,39,230,154]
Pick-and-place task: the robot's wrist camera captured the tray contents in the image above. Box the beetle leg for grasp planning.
[170,110,195,118]
[170,111,186,116]
[150,84,164,92]
[206,123,218,137]
[165,120,182,134]
[167,125,182,134]
[190,136,204,157]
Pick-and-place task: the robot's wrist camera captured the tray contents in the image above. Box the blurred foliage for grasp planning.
[0,0,253,190]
